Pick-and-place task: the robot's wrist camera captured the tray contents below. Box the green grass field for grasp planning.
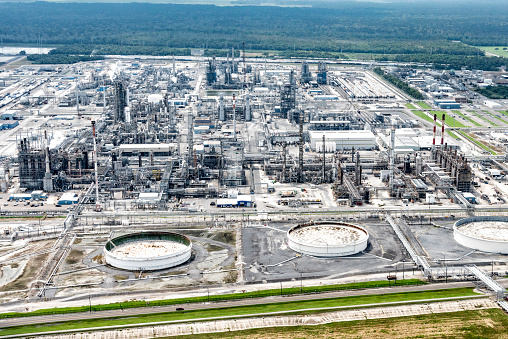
[458,131,497,155]
[430,110,466,128]
[499,111,508,119]
[416,101,432,109]
[0,288,480,337]
[0,279,424,319]
[177,308,508,339]
[483,110,508,125]
[412,110,438,124]
[478,46,508,58]
[446,130,460,140]
[469,111,498,127]
[452,110,482,127]
[405,103,416,109]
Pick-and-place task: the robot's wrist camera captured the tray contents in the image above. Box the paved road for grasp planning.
[0,281,476,329]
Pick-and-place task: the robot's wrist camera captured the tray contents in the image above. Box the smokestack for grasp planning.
[43,130,53,192]
[92,121,100,211]
[322,134,326,183]
[233,94,236,141]
[389,120,396,193]
[298,111,304,183]
[441,113,445,146]
[432,114,437,150]
[245,92,251,121]
[219,93,225,121]
[125,107,131,124]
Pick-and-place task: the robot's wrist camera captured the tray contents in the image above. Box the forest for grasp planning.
[474,85,508,99]
[0,1,507,69]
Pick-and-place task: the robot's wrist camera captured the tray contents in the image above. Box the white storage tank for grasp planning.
[287,222,369,257]
[454,216,508,254]
[104,231,192,270]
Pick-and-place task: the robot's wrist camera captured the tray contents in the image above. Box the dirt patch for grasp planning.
[223,270,238,283]
[92,254,105,264]
[114,275,129,281]
[4,240,54,261]
[181,309,508,339]
[0,253,50,291]
[160,269,188,277]
[211,231,235,245]
[204,243,224,252]
[65,249,84,265]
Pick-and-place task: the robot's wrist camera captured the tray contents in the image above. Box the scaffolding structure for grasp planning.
[18,138,46,190]
[432,145,472,192]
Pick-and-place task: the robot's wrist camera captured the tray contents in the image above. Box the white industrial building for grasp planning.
[58,193,79,205]
[309,130,376,151]
[119,144,176,156]
[136,192,162,204]
[484,100,502,109]
[379,128,461,152]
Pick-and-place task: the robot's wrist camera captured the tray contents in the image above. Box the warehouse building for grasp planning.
[119,144,176,157]
[309,130,377,151]
[434,99,461,109]
[58,193,79,205]
[0,121,19,130]
[216,192,255,208]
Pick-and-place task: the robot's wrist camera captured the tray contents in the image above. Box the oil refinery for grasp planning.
[1,52,508,315]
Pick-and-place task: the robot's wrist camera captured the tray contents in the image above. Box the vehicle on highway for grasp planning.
[176,307,184,311]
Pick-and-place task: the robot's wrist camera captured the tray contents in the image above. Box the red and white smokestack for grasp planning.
[441,114,445,146]
[432,114,437,148]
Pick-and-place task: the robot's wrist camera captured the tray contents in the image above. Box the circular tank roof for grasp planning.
[454,216,508,254]
[287,222,369,257]
[104,231,192,270]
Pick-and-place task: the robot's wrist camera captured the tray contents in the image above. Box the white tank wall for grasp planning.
[104,244,192,271]
[453,230,508,254]
[454,216,508,254]
[287,223,369,257]
[288,236,367,257]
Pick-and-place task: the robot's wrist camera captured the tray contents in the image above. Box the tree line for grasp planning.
[1,2,507,53]
[474,85,508,99]
[373,67,424,100]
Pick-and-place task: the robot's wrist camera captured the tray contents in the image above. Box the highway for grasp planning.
[0,281,476,329]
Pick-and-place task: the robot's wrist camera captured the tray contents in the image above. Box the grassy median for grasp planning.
[0,288,480,337]
[0,279,424,319]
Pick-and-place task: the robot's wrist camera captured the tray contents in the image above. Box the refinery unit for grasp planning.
[2,55,508,308]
